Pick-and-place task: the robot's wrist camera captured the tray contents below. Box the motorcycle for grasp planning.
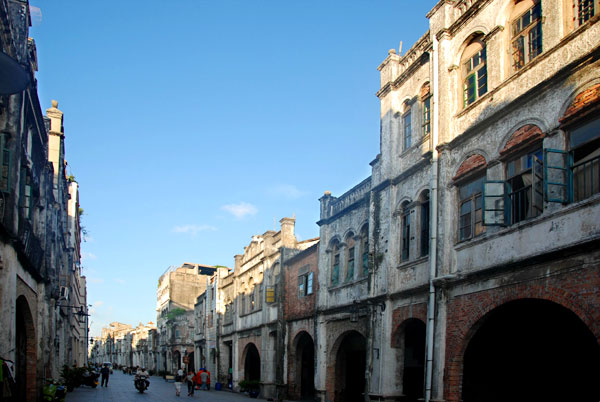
[80,369,100,388]
[134,374,149,393]
[43,380,66,402]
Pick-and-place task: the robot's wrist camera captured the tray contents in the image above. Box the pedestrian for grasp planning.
[100,364,110,387]
[193,369,202,390]
[206,370,211,390]
[175,367,184,396]
[186,370,195,396]
[200,369,208,390]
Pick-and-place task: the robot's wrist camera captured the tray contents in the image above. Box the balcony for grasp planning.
[16,218,44,279]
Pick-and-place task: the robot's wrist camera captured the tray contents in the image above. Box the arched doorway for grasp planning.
[463,299,600,402]
[172,350,181,372]
[401,319,425,401]
[243,343,261,381]
[16,296,36,402]
[294,332,315,399]
[334,331,366,402]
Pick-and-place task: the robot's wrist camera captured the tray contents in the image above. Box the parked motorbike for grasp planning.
[134,375,149,393]
[43,380,66,402]
[80,369,99,388]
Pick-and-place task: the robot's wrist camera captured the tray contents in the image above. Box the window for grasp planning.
[360,227,369,277]
[462,39,487,107]
[345,234,355,282]
[420,191,430,257]
[403,108,412,150]
[545,117,600,203]
[20,170,32,219]
[483,148,544,226]
[511,1,542,70]
[298,271,314,297]
[572,117,600,200]
[506,149,543,223]
[577,0,596,25]
[459,176,485,241]
[331,242,340,286]
[0,133,10,193]
[265,286,276,303]
[422,96,431,137]
[401,202,411,261]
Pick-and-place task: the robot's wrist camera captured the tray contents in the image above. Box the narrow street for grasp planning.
[65,371,259,402]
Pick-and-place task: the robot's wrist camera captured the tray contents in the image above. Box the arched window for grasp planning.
[454,154,487,241]
[330,241,340,286]
[419,191,430,257]
[401,201,411,261]
[511,0,542,71]
[420,83,431,138]
[345,233,355,282]
[461,36,487,107]
[402,101,413,150]
[360,225,369,277]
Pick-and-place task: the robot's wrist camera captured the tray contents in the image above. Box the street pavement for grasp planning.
[65,371,261,402]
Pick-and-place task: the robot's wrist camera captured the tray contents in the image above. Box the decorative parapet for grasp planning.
[319,177,372,221]
[377,32,432,97]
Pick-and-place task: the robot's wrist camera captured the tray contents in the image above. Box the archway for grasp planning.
[334,331,366,402]
[463,299,600,402]
[172,350,181,372]
[294,332,315,399]
[244,343,260,381]
[16,296,36,402]
[401,319,425,401]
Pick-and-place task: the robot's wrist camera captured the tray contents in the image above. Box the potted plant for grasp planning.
[239,379,260,398]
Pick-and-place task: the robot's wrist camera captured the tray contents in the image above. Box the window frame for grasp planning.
[420,192,430,257]
[505,148,544,224]
[0,133,11,193]
[403,108,412,151]
[511,1,543,71]
[576,0,597,26]
[401,202,411,261]
[422,96,431,138]
[458,176,485,242]
[331,243,340,286]
[462,44,488,107]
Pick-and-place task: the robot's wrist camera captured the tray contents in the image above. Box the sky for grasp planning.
[29,0,437,338]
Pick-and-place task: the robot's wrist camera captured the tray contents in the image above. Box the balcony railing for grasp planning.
[17,218,43,276]
[573,155,599,201]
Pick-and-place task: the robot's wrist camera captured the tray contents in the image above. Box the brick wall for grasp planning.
[390,302,427,348]
[443,262,600,402]
[283,245,318,321]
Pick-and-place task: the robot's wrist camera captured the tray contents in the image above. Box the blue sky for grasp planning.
[30,0,437,337]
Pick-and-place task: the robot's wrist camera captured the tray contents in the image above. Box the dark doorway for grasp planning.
[188,352,195,372]
[296,332,315,399]
[402,319,425,401]
[244,343,261,381]
[463,299,600,402]
[16,296,36,402]
[173,350,181,372]
[335,331,366,402]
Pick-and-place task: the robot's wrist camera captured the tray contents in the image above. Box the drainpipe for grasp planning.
[425,34,440,402]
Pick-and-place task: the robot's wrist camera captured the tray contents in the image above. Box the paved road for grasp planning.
[65,371,259,402]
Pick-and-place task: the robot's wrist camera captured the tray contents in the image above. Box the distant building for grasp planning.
[156,263,216,373]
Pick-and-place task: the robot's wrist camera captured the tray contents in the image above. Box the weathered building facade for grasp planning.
[315,1,600,401]
[213,217,318,399]
[156,263,216,373]
[0,1,87,400]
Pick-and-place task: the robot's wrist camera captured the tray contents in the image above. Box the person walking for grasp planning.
[100,364,110,387]
[186,370,195,396]
[175,367,184,396]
